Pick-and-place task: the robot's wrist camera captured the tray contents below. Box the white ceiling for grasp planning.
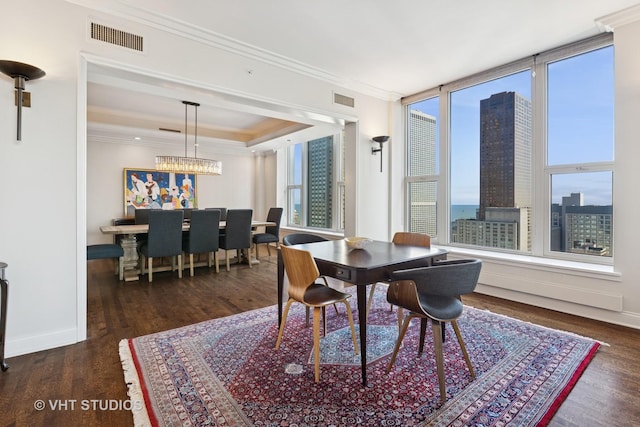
[84,0,640,152]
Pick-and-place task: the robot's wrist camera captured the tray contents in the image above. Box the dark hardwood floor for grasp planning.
[1,252,639,426]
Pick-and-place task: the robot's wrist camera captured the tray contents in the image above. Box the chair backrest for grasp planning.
[280,245,320,302]
[134,208,152,224]
[206,207,227,221]
[146,210,184,257]
[185,209,220,253]
[182,208,196,220]
[264,207,284,237]
[221,209,253,249]
[393,231,430,247]
[390,259,482,298]
[282,233,328,246]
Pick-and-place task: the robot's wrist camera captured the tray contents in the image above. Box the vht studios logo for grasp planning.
[34,399,142,411]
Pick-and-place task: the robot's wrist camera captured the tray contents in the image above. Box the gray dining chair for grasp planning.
[282,233,328,246]
[252,207,283,259]
[218,209,253,271]
[139,210,184,282]
[182,209,221,275]
[206,207,227,221]
[86,243,125,281]
[385,258,482,405]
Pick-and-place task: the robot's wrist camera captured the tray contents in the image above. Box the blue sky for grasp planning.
[411,46,613,206]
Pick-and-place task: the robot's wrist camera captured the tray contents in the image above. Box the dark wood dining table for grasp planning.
[277,238,447,386]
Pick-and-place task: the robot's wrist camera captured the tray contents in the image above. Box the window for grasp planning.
[286,134,344,231]
[406,96,439,237]
[546,46,614,258]
[404,34,613,263]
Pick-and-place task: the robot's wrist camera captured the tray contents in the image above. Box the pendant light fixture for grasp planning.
[155,101,222,175]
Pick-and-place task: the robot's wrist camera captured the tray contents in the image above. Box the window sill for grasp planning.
[438,245,620,281]
[281,226,344,240]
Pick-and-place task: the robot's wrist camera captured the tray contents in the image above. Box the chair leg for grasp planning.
[396,306,404,335]
[148,257,153,283]
[451,320,475,378]
[225,249,230,272]
[418,318,428,355]
[343,301,359,355]
[214,250,219,273]
[189,253,195,277]
[275,299,294,350]
[177,254,182,278]
[366,283,376,320]
[313,307,321,382]
[321,306,326,337]
[386,313,416,373]
[247,248,252,269]
[431,320,447,405]
[267,243,271,256]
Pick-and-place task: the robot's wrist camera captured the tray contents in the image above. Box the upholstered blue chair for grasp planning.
[206,207,227,221]
[385,258,482,404]
[252,207,283,259]
[182,209,221,276]
[219,209,253,271]
[139,210,184,282]
[87,244,125,281]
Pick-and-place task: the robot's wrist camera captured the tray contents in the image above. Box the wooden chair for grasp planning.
[252,207,283,258]
[367,232,431,318]
[182,209,220,276]
[139,210,184,283]
[385,258,482,404]
[276,245,359,382]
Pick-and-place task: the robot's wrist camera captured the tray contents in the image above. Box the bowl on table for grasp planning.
[344,237,372,249]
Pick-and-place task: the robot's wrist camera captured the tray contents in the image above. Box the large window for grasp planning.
[286,134,344,231]
[404,34,614,262]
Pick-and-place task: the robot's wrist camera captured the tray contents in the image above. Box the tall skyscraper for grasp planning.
[479,91,532,220]
[408,110,437,236]
[307,136,333,228]
[453,91,532,250]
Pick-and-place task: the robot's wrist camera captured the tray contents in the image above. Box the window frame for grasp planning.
[285,132,345,232]
[403,33,614,265]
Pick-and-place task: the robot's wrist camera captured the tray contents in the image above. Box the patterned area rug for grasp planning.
[119,286,600,426]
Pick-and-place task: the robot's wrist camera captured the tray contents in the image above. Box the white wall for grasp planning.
[87,139,256,244]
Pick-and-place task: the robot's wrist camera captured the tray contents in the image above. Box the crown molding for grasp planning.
[68,0,400,101]
[596,4,640,31]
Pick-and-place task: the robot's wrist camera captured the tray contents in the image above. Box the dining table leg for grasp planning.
[277,248,284,328]
[120,234,140,281]
[356,284,368,386]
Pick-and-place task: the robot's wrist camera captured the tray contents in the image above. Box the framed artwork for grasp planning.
[123,168,197,216]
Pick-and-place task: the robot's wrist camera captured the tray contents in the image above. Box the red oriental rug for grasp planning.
[119,286,600,426]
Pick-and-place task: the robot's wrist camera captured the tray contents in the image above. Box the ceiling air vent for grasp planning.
[90,22,144,52]
[334,92,355,108]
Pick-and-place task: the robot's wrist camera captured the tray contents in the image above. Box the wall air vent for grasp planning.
[333,92,355,108]
[90,22,144,52]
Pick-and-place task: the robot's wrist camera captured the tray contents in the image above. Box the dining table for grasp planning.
[100,219,275,281]
[276,238,447,386]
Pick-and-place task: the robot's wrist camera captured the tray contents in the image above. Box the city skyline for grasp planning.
[410,45,613,206]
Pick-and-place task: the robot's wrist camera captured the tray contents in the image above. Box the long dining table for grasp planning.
[277,238,447,386]
[100,220,275,281]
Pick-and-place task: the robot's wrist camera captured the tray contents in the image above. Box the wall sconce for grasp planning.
[0,60,46,141]
[371,135,389,172]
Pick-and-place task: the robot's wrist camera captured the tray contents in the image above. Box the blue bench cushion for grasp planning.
[87,244,124,260]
